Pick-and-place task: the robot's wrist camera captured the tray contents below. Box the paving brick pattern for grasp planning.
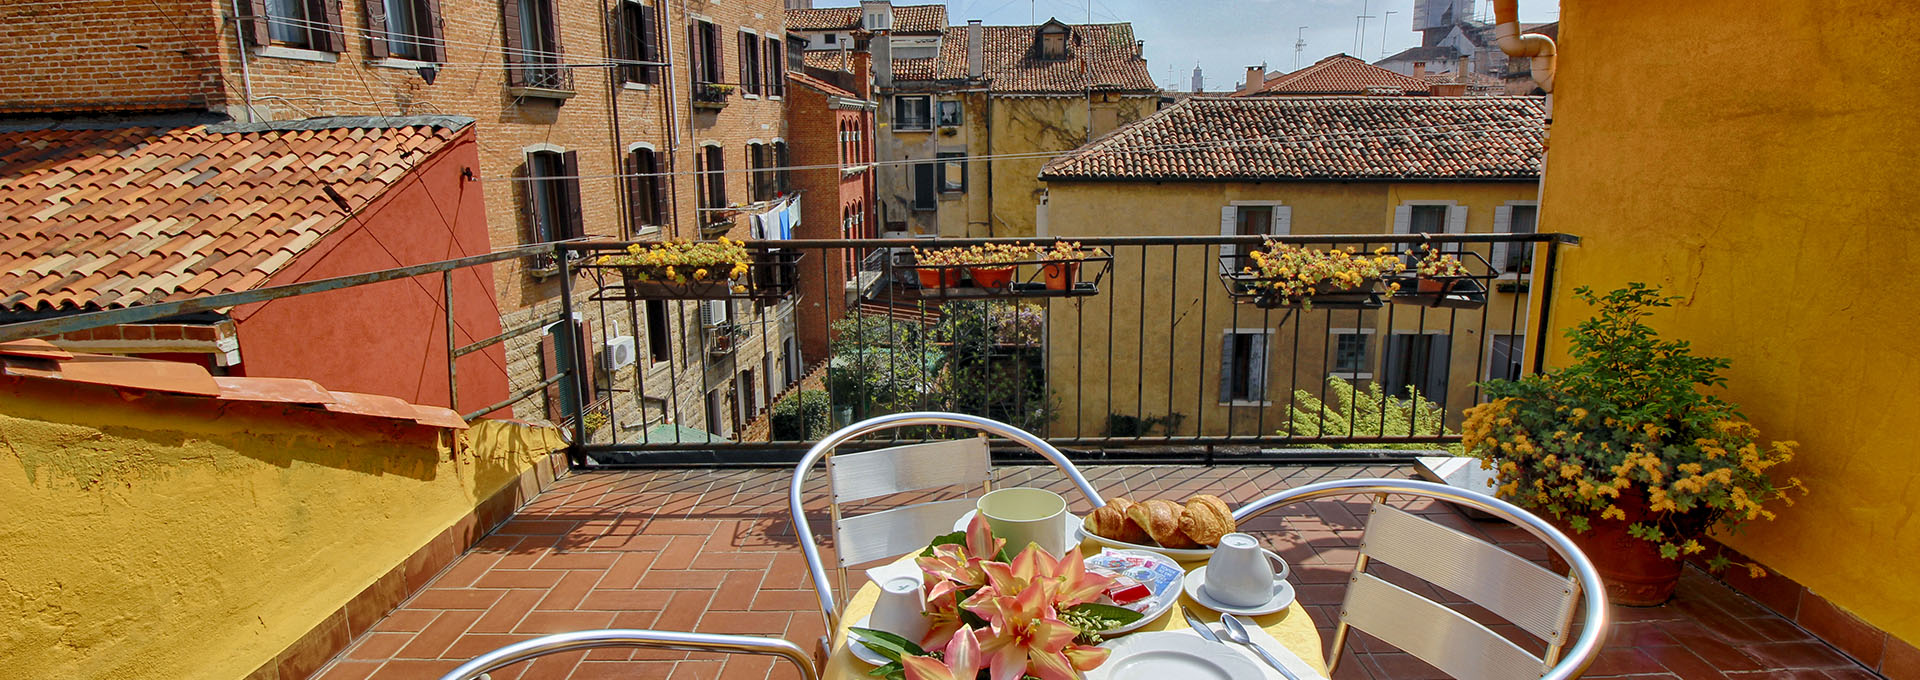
[313,465,1874,680]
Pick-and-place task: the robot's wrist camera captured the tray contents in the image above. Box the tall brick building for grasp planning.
[784,44,877,360]
[0,0,803,443]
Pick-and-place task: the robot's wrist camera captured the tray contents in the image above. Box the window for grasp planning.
[696,145,726,213]
[523,150,583,253]
[773,141,790,193]
[1408,204,1449,234]
[765,37,784,97]
[704,387,727,438]
[936,100,962,127]
[266,0,312,46]
[644,299,670,363]
[625,148,666,234]
[247,0,343,51]
[784,336,801,386]
[1219,331,1270,403]
[739,368,758,419]
[505,0,567,89]
[689,20,722,85]
[738,30,762,95]
[823,33,836,45]
[369,0,439,60]
[1037,24,1070,59]
[1383,333,1451,400]
[937,151,966,192]
[615,0,660,84]
[895,95,931,131]
[912,162,937,210]
[1233,205,1273,269]
[747,143,773,202]
[1488,334,1524,382]
[1332,332,1371,376]
[1495,203,1539,275]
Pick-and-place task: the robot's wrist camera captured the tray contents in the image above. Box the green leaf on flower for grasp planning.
[849,627,924,663]
[1659,543,1681,560]
[920,531,966,557]
[1065,602,1146,629]
[1706,554,1732,572]
[865,661,902,678]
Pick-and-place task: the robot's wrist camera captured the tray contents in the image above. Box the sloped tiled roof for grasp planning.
[786,4,946,33]
[1379,45,1460,64]
[0,116,468,312]
[894,22,1155,94]
[802,50,854,73]
[1040,96,1545,182]
[1247,54,1432,96]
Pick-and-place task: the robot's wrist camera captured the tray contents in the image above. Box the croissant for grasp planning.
[1083,497,1149,544]
[1179,494,1236,547]
[1129,499,1200,549]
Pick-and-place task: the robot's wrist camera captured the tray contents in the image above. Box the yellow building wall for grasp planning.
[1042,180,1538,438]
[0,377,563,680]
[1541,0,1920,643]
[971,94,1158,238]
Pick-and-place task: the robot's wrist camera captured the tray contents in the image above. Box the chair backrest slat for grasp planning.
[1360,504,1579,642]
[834,498,979,566]
[1342,572,1549,680]
[828,437,990,505]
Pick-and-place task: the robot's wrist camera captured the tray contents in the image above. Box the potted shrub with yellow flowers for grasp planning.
[911,246,967,290]
[1462,284,1807,605]
[595,238,753,299]
[1235,241,1405,310]
[1039,241,1095,291]
[956,243,1041,289]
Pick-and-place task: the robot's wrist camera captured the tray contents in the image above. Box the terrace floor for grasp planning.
[311,464,1874,680]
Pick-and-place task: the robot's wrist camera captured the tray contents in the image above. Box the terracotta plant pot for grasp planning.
[1417,277,1457,294]
[1544,487,1703,606]
[968,265,1016,289]
[915,268,962,289]
[1042,261,1081,291]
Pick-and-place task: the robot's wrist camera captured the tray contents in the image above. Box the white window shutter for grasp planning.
[1271,206,1292,236]
[1445,205,1468,253]
[1218,334,1234,401]
[1492,205,1513,273]
[1219,206,1238,260]
[1248,333,1268,401]
[1392,204,1412,235]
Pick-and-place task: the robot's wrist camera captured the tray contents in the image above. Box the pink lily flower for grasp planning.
[902,625,984,680]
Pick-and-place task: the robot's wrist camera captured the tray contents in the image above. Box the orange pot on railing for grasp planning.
[916,268,962,289]
[968,266,1016,289]
[1042,262,1081,291]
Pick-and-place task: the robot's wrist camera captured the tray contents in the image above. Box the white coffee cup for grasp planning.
[869,576,929,642]
[977,488,1069,557]
[1203,532,1291,608]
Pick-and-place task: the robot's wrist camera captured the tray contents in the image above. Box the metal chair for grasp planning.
[435,629,819,680]
[1234,478,1608,680]
[788,411,1106,633]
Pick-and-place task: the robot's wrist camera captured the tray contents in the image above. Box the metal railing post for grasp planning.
[443,269,458,413]
[556,243,588,468]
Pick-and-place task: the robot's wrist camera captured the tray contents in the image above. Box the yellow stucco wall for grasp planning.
[1540,0,1920,643]
[981,94,1158,238]
[0,377,562,680]
[1042,179,1538,438]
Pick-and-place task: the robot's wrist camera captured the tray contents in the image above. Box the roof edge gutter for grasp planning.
[1492,0,1556,93]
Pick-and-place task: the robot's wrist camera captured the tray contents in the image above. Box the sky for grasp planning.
[808,0,1560,91]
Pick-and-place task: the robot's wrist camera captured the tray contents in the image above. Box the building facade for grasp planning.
[0,0,805,443]
[1037,95,1545,438]
[785,56,878,360]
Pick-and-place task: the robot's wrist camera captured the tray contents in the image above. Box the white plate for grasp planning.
[1181,566,1297,617]
[1085,631,1267,680]
[1079,526,1218,560]
[844,614,899,666]
[1086,549,1184,636]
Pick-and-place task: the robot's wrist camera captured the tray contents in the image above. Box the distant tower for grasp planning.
[1190,64,1203,93]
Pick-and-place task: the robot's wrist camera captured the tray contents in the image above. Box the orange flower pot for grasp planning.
[916,268,962,289]
[968,266,1016,289]
[1042,262,1081,291]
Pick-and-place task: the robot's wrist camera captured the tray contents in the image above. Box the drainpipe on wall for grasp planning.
[228,0,258,121]
[1491,0,1556,93]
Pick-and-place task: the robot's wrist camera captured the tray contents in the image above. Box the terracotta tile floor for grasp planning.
[313,465,1874,680]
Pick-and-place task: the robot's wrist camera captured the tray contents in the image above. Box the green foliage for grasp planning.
[828,314,941,419]
[771,390,831,441]
[1280,376,1461,454]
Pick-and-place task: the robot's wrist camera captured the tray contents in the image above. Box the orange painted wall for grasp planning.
[231,127,510,415]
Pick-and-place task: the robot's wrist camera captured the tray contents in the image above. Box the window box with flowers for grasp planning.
[1462,284,1807,605]
[1221,241,1406,310]
[1386,246,1490,309]
[692,83,735,109]
[581,238,802,301]
[904,242,1108,300]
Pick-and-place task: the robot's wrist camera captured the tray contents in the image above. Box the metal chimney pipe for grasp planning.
[1491,0,1556,92]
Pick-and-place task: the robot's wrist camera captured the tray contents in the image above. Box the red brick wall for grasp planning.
[0,0,224,112]
[785,76,874,359]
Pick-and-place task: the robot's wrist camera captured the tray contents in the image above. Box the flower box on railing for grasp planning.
[1218,242,1405,310]
[895,243,1110,301]
[691,83,734,109]
[576,241,803,302]
[1385,247,1492,309]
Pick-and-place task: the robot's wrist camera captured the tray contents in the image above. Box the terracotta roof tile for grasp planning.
[0,116,468,313]
[801,50,854,73]
[894,22,1155,94]
[786,4,945,33]
[1248,54,1433,96]
[1040,96,1545,182]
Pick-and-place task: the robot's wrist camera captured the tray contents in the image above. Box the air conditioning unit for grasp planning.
[602,335,637,371]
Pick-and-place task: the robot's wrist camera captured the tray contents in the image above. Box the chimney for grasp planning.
[1457,54,1471,76]
[1412,61,1426,78]
[1242,65,1264,94]
[967,20,984,79]
[851,35,874,98]
[871,27,893,87]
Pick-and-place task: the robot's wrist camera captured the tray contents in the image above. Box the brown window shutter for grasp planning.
[419,0,445,61]
[638,4,659,84]
[541,0,564,62]
[766,38,781,96]
[540,332,561,421]
[240,0,270,46]
[648,153,668,225]
[519,162,542,241]
[361,0,388,59]
[624,151,646,235]
[559,150,583,239]
[712,147,727,207]
[501,0,526,86]
[300,0,343,51]
[613,6,634,82]
[737,32,750,90]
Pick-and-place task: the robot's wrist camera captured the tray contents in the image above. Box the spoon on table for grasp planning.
[1219,613,1301,680]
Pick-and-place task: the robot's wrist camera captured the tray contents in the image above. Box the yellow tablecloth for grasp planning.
[824,542,1327,679]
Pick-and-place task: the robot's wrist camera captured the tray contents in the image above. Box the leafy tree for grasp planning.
[1281,376,1462,454]
[771,389,832,441]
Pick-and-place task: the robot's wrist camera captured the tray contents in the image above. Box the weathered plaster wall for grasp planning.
[1541,0,1920,644]
[1042,179,1536,438]
[0,376,560,680]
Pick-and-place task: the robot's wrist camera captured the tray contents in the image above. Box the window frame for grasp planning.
[643,299,671,365]
[625,146,666,235]
[615,0,660,85]
[1485,333,1526,382]
[696,143,727,215]
[936,151,966,193]
[524,148,583,247]
[1217,328,1274,406]
[765,36,785,97]
[504,0,567,89]
[738,29,762,96]
[894,95,932,131]
[935,99,962,127]
[1329,327,1375,379]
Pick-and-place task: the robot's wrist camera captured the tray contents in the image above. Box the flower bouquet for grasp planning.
[850,516,1144,680]
[1236,242,1405,310]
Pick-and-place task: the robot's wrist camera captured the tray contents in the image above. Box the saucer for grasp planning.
[1181,566,1296,616]
[846,614,908,666]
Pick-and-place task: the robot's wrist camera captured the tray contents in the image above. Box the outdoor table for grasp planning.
[823,537,1328,679]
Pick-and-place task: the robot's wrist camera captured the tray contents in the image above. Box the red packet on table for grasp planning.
[1084,549,1184,612]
